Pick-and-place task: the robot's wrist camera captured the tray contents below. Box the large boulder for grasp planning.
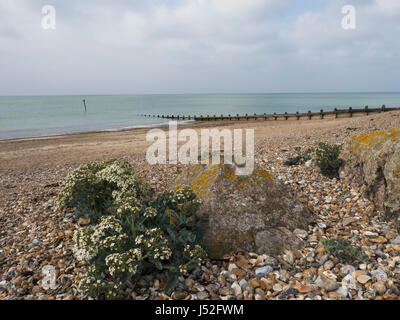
[173,163,314,259]
[340,129,400,223]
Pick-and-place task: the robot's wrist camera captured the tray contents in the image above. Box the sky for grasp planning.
[0,0,400,95]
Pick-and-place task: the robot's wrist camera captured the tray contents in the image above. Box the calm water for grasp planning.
[0,93,399,140]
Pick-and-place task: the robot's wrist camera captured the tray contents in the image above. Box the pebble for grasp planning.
[231,281,242,296]
[255,266,273,276]
[315,276,340,292]
[196,291,209,300]
[293,229,308,239]
[341,274,357,290]
[273,284,282,292]
[357,275,371,284]
[373,281,386,295]
[370,269,387,281]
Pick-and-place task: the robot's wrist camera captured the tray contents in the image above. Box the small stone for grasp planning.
[305,160,313,167]
[248,279,261,288]
[228,263,238,273]
[273,283,282,292]
[370,269,388,281]
[42,202,52,208]
[323,260,334,271]
[343,217,356,227]
[232,268,246,279]
[231,281,242,296]
[184,278,194,288]
[365,231,379,237]
[336,286,348,298]
[173,291,188,300]
[264,257,278,266]
[281,287,298,298]
[283,250,294,264]
[341,274,357,290]
[219,287,234,296]
[353,270,367,278]
[239,279,248,289]
[196,291,209,300]
[77,217,91,226]
[255,266,273,276]
[328,292,343,300]
[293,284,312,294]
[315,275,340,292]
[357,275,371,284]
[390,235,400,245]
[340,265,356,276]
[254,294,262,300]
[32,286,41,295]
[373,281,386,295]
[293,229,308,239]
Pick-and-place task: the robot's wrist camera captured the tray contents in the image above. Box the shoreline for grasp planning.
[0,111,380,144]
[0,120,197,143]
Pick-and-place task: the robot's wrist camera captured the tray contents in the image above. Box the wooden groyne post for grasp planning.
[143,105,400,122]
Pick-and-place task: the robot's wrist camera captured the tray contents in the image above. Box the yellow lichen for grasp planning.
[350,129,400,151]
[254,170,274,183]
[236,180,249,189]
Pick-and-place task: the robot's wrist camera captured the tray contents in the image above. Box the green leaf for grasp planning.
[164,271,179,295]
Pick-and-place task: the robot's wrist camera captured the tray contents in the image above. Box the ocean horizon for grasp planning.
[1,92,400,140]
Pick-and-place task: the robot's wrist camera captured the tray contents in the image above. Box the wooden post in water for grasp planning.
[82,99,87,112]
[365,106,369,116]
[334,108,338,119]
[349,107,353,118]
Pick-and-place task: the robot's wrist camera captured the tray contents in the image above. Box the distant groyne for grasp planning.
[140,105,400,122]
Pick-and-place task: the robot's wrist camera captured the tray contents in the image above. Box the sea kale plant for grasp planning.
[321,238,368,263]
[312,143,343,178]
[284,143,343,178]
[57,159,153,222]
[59,160,207,299]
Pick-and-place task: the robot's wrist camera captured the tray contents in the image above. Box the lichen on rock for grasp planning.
[340,129,400,224]
[173,163,314,259]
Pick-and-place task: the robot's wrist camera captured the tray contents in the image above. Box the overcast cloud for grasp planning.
[0,0,399,95]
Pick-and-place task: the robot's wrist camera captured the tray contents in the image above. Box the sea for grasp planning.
[1,92,400,140]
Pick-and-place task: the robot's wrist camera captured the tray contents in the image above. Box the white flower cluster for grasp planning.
[184,244,207,266]
[96,163,145,198]
[73,226,98,262]
[105,248,142,276]
[144,207,157,218]
[143,228,172,261]
[73,216,127,262]
[179,264,188,275]
[77,271,124,299]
